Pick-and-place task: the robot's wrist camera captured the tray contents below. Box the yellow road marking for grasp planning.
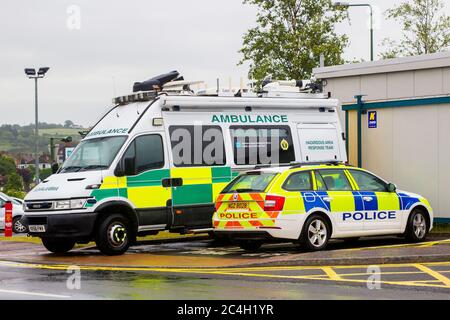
[414,264,450,287]
[322,267,342,280]
[342,239,450,251]
[1,260,450,289]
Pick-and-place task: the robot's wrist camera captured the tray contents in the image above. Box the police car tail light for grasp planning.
[264,195,285,211]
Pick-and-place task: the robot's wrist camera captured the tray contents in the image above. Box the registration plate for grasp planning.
[227,202,249,209]
[29,225,46,233]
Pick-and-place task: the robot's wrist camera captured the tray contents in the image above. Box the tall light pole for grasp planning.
[334,2,374,61]
[24,67,50,185]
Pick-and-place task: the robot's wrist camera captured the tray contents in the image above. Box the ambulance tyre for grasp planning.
[405,208,428,242]
[95,214,131,255]
[238,240,262,251]
[41,238,75,254]
[300,214,330,251]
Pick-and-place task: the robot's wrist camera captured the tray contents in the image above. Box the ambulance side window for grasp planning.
[283,171,313,191]
[123,134,164,175]
[316,169,352,191]
[348,170,387,192]
[230,126,295,165]
[169,125,225,167]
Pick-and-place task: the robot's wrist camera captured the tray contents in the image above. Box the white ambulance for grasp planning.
[22,71,347,255]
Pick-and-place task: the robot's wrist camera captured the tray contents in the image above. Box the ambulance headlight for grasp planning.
[70,199,86,209]
[54,199,86,210]
[55,200,70,210]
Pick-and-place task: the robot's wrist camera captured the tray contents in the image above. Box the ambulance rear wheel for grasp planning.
[238,240,262,251]
[95,214,131,255]
[42,238,75,254]
[405,208,428,242]
[300,214,330,251]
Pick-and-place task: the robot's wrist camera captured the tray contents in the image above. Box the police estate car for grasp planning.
[213,163,433,251]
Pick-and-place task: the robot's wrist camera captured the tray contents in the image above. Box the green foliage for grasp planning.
[239,0,349,83]
[40,168,53,181]
[381,0,450,58]
[3,173,24,196]
[0,155,16,176]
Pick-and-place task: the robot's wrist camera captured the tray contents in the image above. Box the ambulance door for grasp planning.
[347,169,402,231]
[168,125,227,229]
[297,124,341,162]
[122,133,172,229]
[315,169,363,233]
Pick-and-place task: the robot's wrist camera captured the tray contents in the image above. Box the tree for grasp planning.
[381,0,450,59]
[239,0,348,83]
[3,173,25,198]
[64,120,75,128]
[0,155,16,177]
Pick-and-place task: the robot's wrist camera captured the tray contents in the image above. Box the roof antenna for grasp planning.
[216,78,220,95]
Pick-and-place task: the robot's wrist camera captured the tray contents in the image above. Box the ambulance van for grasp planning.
[21,71,347,255]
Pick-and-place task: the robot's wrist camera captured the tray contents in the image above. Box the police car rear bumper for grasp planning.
[214,230,276,241]
[21,212,97,240]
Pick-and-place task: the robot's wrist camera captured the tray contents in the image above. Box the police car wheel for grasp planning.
[300,215,330,251]
[238,240,262,251]
[12,216,27,234]
[406,209,428,242]
[41,238,75,254]
[95,214,131,255]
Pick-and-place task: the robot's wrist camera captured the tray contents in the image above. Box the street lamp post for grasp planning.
[24,67,50,185]
[333,2,374,61]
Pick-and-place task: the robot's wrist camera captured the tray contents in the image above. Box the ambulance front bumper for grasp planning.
[21,212,97,240]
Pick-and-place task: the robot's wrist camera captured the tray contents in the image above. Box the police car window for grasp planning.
[283,171,312,191]
[349,170,387,192]
[317,169,352,191]
[169,126,225,167]
[314,172,327,191]
[230,126,295,165]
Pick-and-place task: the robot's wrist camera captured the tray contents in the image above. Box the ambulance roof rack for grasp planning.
[113,71,331,105]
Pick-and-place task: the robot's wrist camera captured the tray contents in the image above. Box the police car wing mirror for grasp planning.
[123,157,136,176]
[387,183,397,192]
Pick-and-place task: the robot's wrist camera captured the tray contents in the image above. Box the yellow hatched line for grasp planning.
[322,267,342,280]
[413,264,450,287]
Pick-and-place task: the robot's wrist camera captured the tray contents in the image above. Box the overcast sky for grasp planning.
[1,0,449,127]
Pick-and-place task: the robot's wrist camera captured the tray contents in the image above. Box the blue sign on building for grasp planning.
[368,111,377,128]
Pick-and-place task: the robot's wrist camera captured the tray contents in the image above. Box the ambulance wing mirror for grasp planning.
[51,163,59,174]
[387,183,397,193]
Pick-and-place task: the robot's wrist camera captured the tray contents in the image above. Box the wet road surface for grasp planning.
[1,262,450,300]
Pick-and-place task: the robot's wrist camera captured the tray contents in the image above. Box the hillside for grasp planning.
[0,123,87,154]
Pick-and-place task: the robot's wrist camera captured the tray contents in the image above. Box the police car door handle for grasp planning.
[363,196,373,202]
[322,197,333,202]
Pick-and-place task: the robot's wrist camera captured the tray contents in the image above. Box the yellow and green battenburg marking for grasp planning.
[85,166,238,208]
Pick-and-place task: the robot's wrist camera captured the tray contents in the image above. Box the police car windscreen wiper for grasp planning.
[80,165,109,172]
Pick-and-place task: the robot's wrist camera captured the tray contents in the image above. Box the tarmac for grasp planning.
[0,235,449,268]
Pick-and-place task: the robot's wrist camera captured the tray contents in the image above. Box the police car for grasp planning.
[213,163,433,251]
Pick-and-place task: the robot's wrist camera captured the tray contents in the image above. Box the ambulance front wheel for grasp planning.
[238,240,262,251]
[95,214,131,255]
[42,238,75,254]
[300,214,330,251]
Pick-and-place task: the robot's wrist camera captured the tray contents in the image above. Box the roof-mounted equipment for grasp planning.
[133,70,180,92]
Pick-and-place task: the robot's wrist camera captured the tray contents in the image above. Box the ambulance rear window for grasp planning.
[222,172,277,193]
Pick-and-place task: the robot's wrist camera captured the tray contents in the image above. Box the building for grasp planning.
[313,51,450,223]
